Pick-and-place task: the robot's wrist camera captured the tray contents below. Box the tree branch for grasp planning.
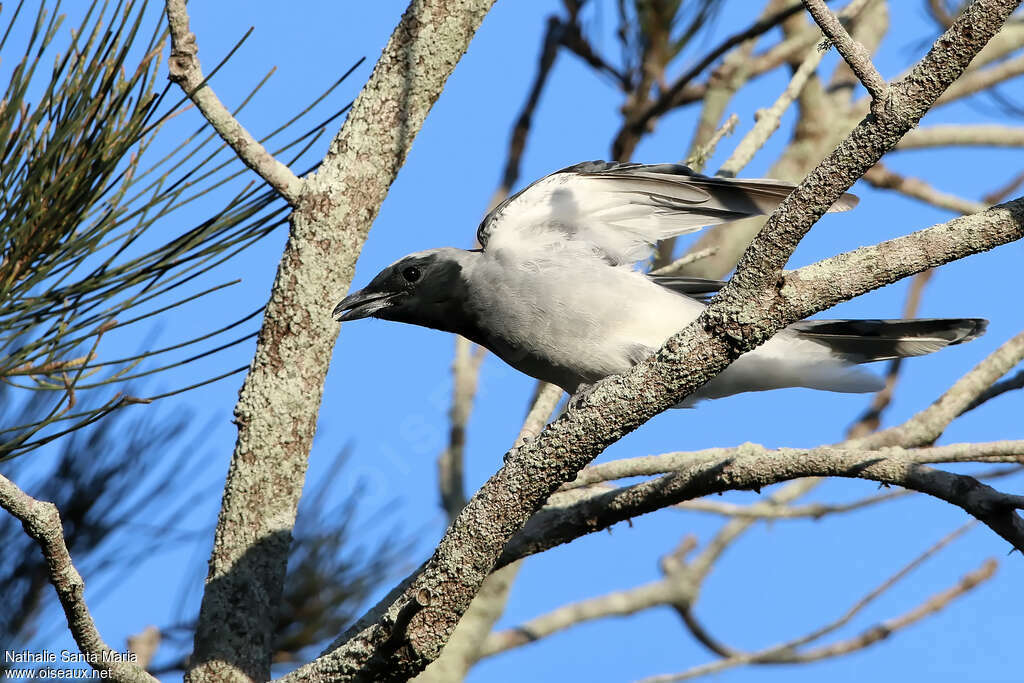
[803,0,889,113]
[639,556,996,682]
[862,163,988,214]
[612,1,809,160]
[164,0,303,204]
[500,443,1024,568]
[183,2,497,682]
[935,51,1024,106]
[278,3,1022,680]
[896,124,1024,149]
[0,474,157,683]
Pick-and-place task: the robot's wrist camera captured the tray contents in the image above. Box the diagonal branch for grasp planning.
[0,474,157,683]
[164,0,303,204]
[639,557,997,682]
[279,3,1023,681]
[182,2,498,682]
[612,0,808,159]
[803,0,889,113]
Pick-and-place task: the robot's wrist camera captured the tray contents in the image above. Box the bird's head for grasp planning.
[333,248,474,333]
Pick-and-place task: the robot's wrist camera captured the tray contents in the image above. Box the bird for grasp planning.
[334,161,986,406]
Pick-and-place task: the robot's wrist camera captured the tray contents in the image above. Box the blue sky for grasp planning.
[8,2,1024,681]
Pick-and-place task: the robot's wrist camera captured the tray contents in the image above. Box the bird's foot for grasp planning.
[567,383,597,411]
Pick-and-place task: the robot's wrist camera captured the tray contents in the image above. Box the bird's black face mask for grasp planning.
[333,251,473,336]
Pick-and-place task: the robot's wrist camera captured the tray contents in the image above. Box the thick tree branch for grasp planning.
[500,443,1024,567]
[0,474,157,683]
[184,2,497,682]
[279,4,1022,681]
[164,0,303,204]
[935,51,1024,105]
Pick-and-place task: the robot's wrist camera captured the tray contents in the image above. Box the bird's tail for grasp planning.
[788,317,988,363]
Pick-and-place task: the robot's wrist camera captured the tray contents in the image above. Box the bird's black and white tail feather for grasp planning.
[789,318,988,363]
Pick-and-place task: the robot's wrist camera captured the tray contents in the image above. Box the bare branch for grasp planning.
[984,169,1024,204]
[936,51,1024,105]
[649,247,720,277]
[897,124,1024,149]
[639,546,996,681]
[564,440,1024,492]
[439,337,485,519]
[962,367,1024,414]
[501,444,1024,571]
[486,521,984,665]
[717,28,831,177]
[684,113,739,172]
[862,164,988,214]
[0,474,157,683]
[803,0,889,113]
[481,575,681,657]
[185,2,498,681]
[612,1,809,160]
[673,489,907,518]
[164,0,303,204]
[858,326,1024,449]
[281,4,1023,679]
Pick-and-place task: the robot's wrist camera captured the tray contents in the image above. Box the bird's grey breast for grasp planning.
[460,254,672,392]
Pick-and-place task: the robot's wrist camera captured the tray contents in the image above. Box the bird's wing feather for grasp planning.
[648,275,727,302]
[478,161,858,266]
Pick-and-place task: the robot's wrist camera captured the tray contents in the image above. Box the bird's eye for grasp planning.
[402,266,421,283]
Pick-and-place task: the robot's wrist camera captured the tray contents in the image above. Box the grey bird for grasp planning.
[334,162,986,405]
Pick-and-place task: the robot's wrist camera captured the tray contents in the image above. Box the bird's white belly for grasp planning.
[466,259,702,392]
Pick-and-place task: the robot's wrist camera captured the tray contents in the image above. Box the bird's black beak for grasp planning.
[333,288,397,322]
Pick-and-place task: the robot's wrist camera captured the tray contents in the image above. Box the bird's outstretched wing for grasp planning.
[477,161,858,267]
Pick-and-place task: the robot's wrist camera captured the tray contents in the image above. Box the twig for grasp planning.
[127,626,162,670]
[0,474,157,683]
[438,337,485,519]
[896,124,1024,149]
[559,19,630,89]
[495,16,564,201]
[639,553,996,682]
[983,169,1024,204]
[717,33,829,177]
[565,441,1024,491]
[164,0,303,204]
[674,489,907,518]
[961,367,1024,415]
[486,521,984,665]
[649,247,720,277]
[612,1,809,159]
[857,328,1024,449]
[683,113,739,172]
[862,164,988,215]
[803,0,889,115]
